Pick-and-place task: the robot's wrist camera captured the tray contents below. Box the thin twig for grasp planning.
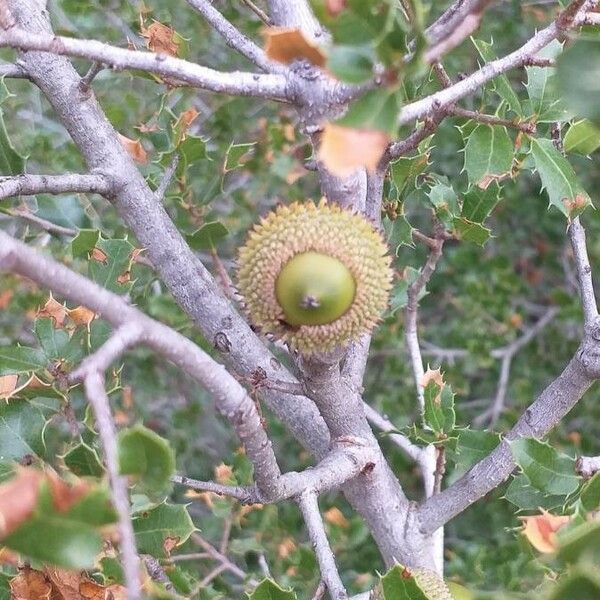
[6,208,76,237]
[84,373,142,600]
[155,153,180,201]
[240,0,273,25]
[297,491,348,600]
[0,173,111,201]
[568,217,598,326]
[192,533,256,584]
[78,60,104,92]
[186,0,275,71]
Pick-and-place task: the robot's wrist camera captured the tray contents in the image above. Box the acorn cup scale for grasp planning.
[236,200,393,355]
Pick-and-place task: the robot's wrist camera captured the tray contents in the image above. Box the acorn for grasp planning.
[237,200,393,354]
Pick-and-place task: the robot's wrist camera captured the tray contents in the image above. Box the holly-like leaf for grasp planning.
[504,473,566,511]
[557,39,600,123]
[472,38,522,115]
[247,579,298,599]
[337,88,400,135]
[71,229,100,259]
[0,347,46,375]
[377,564,452,599]
[463,124,513,188]
[422,369,455,436]
[525,40,570,123]
[118,424,175,497]
[580,472,600,513]
[509,438,580,497]
[529,137,591,217]
[452,218,491,245]
[89,237,135,293]
[563,120,600,155]
[391,152,429,200]
[0,109,25,175]
[451,429,500,472]
[223,141,256,173]
[460,183,502,223]
[133,503,195,557]
[0,401,47,461]
[186,221,229,250]
[63,442,105,478]
[327,44,375,83]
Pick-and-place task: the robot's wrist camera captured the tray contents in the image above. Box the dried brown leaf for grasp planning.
[10,568,53,600]
[67,306,96,327]
[521,510,571,553]
[118,133,148,164]
[38,294,67,327]
[140,20,179,56]
[263,27,326,67]
[318,124,389,177]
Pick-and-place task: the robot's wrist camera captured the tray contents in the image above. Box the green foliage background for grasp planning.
[1,0,600,598]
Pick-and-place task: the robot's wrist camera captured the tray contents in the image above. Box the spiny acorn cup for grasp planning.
[236,200,393,354]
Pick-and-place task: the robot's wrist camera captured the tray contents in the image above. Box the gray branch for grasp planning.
[398,0,593,126]
[298,490,348,600]
[0,25,289,100]
[568,217,598,326]
[83,372,142,600]
[0,173,112,200]
[576,455,600,478]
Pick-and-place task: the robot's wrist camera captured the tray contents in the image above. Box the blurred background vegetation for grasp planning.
[1,0,600,597]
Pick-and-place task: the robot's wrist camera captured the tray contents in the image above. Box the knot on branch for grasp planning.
[577,316,600,378]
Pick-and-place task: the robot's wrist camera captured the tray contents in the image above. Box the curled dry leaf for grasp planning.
[520,510,571,553]
[9,567,53,600]
[117,133,148,164]
[0,374,18,400]
[420,367,445,390]
[0,468,90,539]
[38,294,67,327]
[318,124,390,177]
[140,20,179,56]
[67,305,96,327]
[263,27,326,66]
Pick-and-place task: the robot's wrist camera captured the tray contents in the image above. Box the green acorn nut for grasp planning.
[275,251,356,326]
[237,200,393,354]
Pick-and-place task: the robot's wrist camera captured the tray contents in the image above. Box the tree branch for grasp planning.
[186,0,276,72]
[568,217,598,326]
[297,490,348,600]
[0,26,289,100]
[0,173,112,200]
[576,455,600,478]
[83,372,142,600]
[174,441,377,503]
[423,0,495,63]
[0,230,285,499]
[266,0,327,41]
[398,0,593,127]
[0,61,27,78]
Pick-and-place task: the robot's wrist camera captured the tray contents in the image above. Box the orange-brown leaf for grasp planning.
[44,566,81,600]
[141,20,179,56]
[37,294,67,327]
[0,375,18,400]
[46,471,90,513]
[263,27,326,67]
[324,506,350,528]
[318,124,389,177]
[0,469,43,538]
[91,247,108,263]
[118,133,148,164]
[9,568,53,600]
[67,306,96,327]
[521,510,571,553]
